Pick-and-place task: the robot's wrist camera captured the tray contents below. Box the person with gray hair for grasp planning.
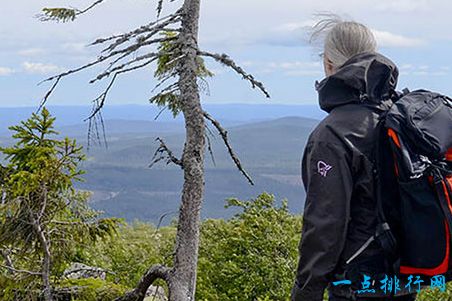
[291,16,417,301]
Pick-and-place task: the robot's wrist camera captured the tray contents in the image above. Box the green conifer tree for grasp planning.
[0,108,121,301]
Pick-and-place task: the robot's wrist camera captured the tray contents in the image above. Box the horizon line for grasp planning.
[0,102,319,108]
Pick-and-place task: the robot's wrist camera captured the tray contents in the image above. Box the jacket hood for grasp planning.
[316,52,399,113]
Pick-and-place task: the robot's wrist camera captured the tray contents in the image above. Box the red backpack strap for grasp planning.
[446,147,452,162]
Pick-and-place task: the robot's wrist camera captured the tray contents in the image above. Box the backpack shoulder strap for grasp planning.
[344,107,398,267]
[373,112,398,263]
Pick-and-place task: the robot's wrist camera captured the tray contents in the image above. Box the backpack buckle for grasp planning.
[444,96,452,108]
[346,235,375,265]
[359,93,369,103]
[345,223,396,265]
[431,166,444,184]
[402,88,410,96]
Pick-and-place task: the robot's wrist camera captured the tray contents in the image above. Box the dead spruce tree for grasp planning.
[39,0,269,300]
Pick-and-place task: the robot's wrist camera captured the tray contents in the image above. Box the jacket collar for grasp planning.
[316,52,399,113]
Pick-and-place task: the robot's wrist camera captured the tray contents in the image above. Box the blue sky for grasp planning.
[0,0,451,107]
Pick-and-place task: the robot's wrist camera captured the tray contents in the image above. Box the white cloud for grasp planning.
[430,71,448,76]
[261,21,426,49]
[396,62,448,76]
[399,64,413,70]
[285,70,324,77]
[22,62,65,75]
[272,61,321,70]
[244,60,323,77]
[372,30,424,48]
[376,0,429,13]
[275,61,323,77]
[412,71,448,76]
[400,64,449,77]
[0,67,14,76]
[252,21,313,47]
[61,42,89,54]
[240,61,254,67]
[18,48,45,56]
[276,21,316,32]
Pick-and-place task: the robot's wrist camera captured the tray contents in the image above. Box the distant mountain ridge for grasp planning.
[0,108,321,225]
[0,103,325,135]
[77,116,318,224]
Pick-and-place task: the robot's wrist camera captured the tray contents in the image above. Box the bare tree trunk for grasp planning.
[38,1,268,300]
[35,222,52,301]
[167,0,204,300]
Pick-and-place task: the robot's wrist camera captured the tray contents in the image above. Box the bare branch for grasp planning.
[46,54,155,132]
[157,0,164,18]
[98,109,108,149]
[43,40,153,84]
[86,100,108,150]
[155,210,178,233]
[39,57,113,108]
[1,249,14,274]
[41,49,173,148]
[198,51,270,98]
[37,75,61,112]
[90,10,181,47]
[90,52,160,84]
[63,266,111,279]
[39,12,182,110]
[198,76,211,96]
[152,72,177,93]
[84,73,118,122]
[205,122,216,139]
[40,37,173,107]
[39,0,108,22]
[105,51,132,71]
[156,0,179,18]
[101,36,176,77]
[163,53,186,68]
[77,0,107,16]
[203,111,254,185]
[154,107,167,120]
[156,83,179,95]
[205,126,216,166]
[99,14,182,54]
[114,264,171,301]
[0,264,42,276]
[37,186,48,223]
[86,116,95,150]
[150,137,183,168]
[149,83,180,106]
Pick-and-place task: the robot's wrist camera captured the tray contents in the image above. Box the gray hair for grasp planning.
[310,14,377,69]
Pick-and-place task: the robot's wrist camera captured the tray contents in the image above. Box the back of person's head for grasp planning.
[310,14,377,72]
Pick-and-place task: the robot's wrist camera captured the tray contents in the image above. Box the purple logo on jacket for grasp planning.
[317,161,332,177]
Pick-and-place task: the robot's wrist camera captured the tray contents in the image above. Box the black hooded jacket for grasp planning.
[291,52,402,300]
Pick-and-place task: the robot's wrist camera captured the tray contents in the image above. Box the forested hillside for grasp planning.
[0,114,319,224]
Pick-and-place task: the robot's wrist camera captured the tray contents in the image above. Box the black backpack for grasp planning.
[347,89,452,279]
